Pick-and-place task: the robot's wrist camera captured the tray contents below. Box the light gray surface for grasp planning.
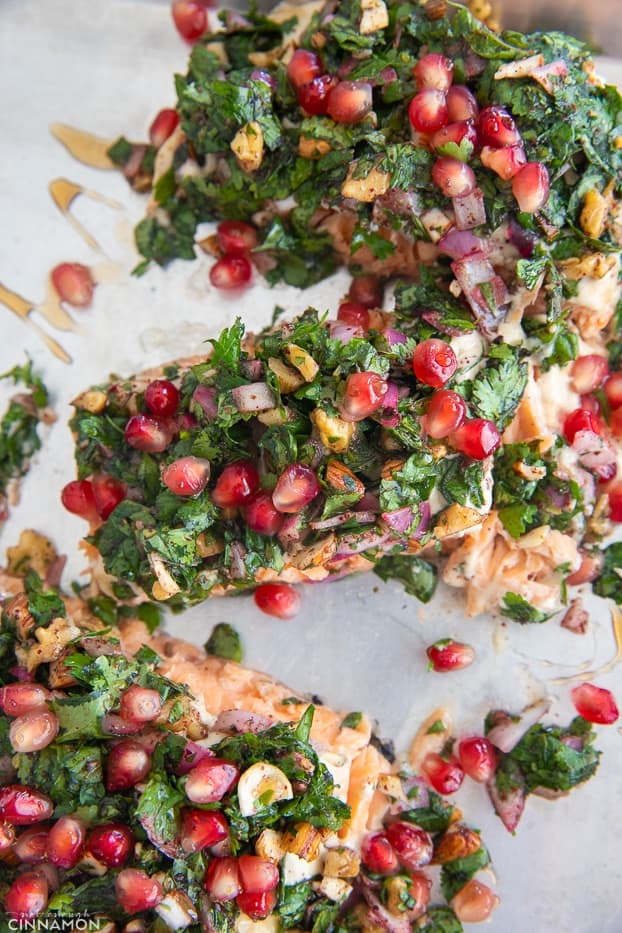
[0,2,621,930]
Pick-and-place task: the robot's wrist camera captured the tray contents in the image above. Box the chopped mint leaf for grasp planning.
[374,555,437,604]
[341,711,363,730]
[205,622,243,663]
[501,593,552,624]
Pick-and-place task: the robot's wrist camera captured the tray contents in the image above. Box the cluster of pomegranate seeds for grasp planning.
[337,300,370,329]
[50,262,95,308]
[149,108,180,149]
[61,474,126,522]
[205,855,279,919]
[212,460,260,508]
[287,48,373,125]
[361,831,399,874]
[254,583,301,619]
[185,757,240,803]
[124,412,174,453]
[217,220,260,256]
[272,463,319,512]
[412,338,457,388]
[244,490,284,536]
[421,752,465,795]
[210,222,256,289]
[171,0,211,42]
[458,736,497,783]
[0,785,54,824]
[5,872,49,920]
[181,808,229,854]
[162,455,211,496]
[427,639,475,672]
[571,682,619,725]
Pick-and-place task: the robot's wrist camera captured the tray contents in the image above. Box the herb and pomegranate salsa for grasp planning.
[0,571,519,928]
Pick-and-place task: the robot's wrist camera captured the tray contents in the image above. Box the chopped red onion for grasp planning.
[311,511,376,530]
[561,599,589,635]
[231,382,276,413]
[508,217,538,258]
[332,530,391,558]
[381,507,413,534]
[411,501,431,541]
[329,322,364,343]
[228,541,247,579]
[175,741,215,775]
[452,188,486,230]
[438,229,487,259]
[356,492,380,513]
[487,699,550,753]
[250,69,276,90]
[379,381,400,428]
[574,430,618,479]
[241,358,265,380]
[383,328,408,346]
[192,385,218,421]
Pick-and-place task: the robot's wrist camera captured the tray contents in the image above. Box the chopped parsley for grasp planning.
[0,359,50,512]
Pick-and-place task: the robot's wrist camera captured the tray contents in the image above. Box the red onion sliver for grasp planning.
[231,382,276,413]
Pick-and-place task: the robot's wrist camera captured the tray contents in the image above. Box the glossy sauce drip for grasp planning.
[0,284,71,364]
[49,178,122,252]
[550,607,622,685]
[50,123,115,170]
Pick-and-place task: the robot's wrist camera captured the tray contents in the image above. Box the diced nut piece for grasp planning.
[299,136,331,159]
[72,388,108,414]
[281,851,322,885]
[155,889,199,930]
[237,762,294,817]
[255,829,285,863]
[381,458,406,480]
[288,534,337,570]
[282,823,323,861]
[196,534,225,558]
[78,851,108,876]
[257,407,292,426]
[513,461,546,482]
[268,358,305,393]
[376,773,405,800]
[48,652,79,689]
[384,876,414,916]
[7,529,58,577]
[34,616,81,653]
[434,504,483,540]
[341,164,390,203]
[359,0,389,33]
[284,344,319,382]
[149,555,181,598]
[559,252,617,280]
[197,234,220,257]
[3,592,35,640]
[231,122,264,173]
[323,847,361,879]
[433,826,483,864]
[318,876,353,903]
[579,189,608,239]
[158,696,207,740]
[311,409,354,453]
[325,460,365,496]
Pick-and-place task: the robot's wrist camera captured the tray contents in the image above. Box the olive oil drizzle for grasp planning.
[48,178,122,252]
[50,123,115,170]
[550,607,622,685]
[0,284,71,364]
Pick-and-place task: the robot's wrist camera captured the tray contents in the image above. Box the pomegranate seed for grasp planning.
[432,157,476,198]
[610,407,622,439]
[161,456,211,496]
[446,85,479,122]
[0,683,51,717]
[0,786,54,825]
[340,372,389,422]
[237,890,277,920]
[570,355,609,395]
[50,262,94,308]
[149,108,180,148]
[580,394,601,415]
[298,74,338,115]
[457,736,497,783]
[414,53,454,91]
[424,390,467,439]
[254,583,301,620]
[87,823,134,867]
[427,639,475,672]
[119,685,163,724]
[0,820,15,852]
[124,414,173,453]
[361,832,399,874]
[210,254,252,289]
[327,81,373,124]
[185,758,239,803]
[477,106,521,147]
[480,144,526,180]
[566,552,602,586]
[348,275,383,308]
[385,821,434,871]
[571,683,619,724]
[238,854,280,893]
[14,827,49,863]
[287,49,323,89]
[431,120,478,157]
[204,857,242,901]
[91,474,126,519]
[181,809,229,854]
[116,868,163,913]
[10,710,59,754]
[244,491,284,536]
[216,220,259,256]
[272,464,320,513]
[61,479,98,521]
[101,713,143,736]
[605,372,622,410]
[337,301,370,329]
[422,753,464,795]
[451,418,500,459]
[404,872,432,919]
[412,339,457,388]
[609,482,622,521]
[47,816,86,869]
[408,89,448,133]
[105,740,151,792]
[144,379,180,417]
[451,880,499,923]
[212,460,260,508]
[4,872,48,920]
[512,162,550,213]
[563,408,602,443]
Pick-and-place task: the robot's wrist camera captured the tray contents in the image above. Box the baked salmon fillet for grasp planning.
[0,562,507,928]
